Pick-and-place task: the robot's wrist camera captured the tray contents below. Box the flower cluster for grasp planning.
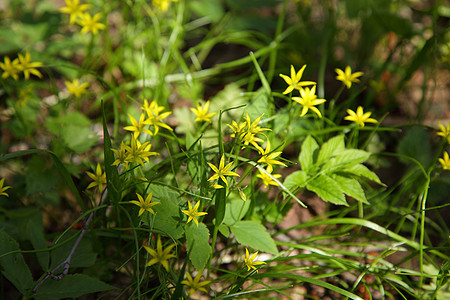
[0,52,43,81]
[59,0,105,35]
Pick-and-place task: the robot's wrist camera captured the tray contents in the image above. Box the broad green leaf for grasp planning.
[322,149,370,172]
[316,135,345,166]
[214,183,227,227]
[342,164,383,185]
[230,221,278,255]
[299,135,319,173]
[283,170,308,193]
[332,174,368,204]
[26,218,49,270]
[306,175,348,206]
[396,127,431,168]
[218,224,230,238]
[222,197,251,226]
[102,101,121,204]
[34,274,115,300]
[62,125,98,153]
[185,223,211,270]
[246,89,269,121]
[190,0,225,23]
[149,186,184,240]
[50,232,97,270]
[0,230,33,295]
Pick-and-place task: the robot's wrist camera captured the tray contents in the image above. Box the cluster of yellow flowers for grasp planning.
[59,0,105,35]
[0,52,43,81]
[438,123,450,170]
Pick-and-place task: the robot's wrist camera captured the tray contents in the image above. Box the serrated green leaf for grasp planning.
[322,149,370,172]
[299,135,319,173]
[222,198,251,226]
[0,230,34,295]
[306,175,348,206]
[342,164,383,185]
[185,223,211,270]
[283,170,308,192]
[34,274,115,300]
[316,135,345,166]
[230,221,278,255]
[332,174,368,204]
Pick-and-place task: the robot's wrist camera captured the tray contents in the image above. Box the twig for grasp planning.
[33,190,108,293]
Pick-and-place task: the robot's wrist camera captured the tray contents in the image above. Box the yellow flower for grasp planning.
[124,135,159,166]
[279,65,316,94]
[181,272,211,296]
[292,86,326,118]
[141,99,173,136]
[335,66,364,89]
[130,192,159,216]
[243,248,266,272]
[86,163,107,192]
[111,141,129,168]
[207,154,240,188]
[59,0,90,24]
[0,178,12,197]
[439,152,450,170]
[65,79,89,97]
[181,201,208,227]
[227,120,247,139]
[344,106,378,127]
[241,113,271,151]
[123,113,153,139]
[256,169,281,188]
[437,123,450,144]
[0,56,20,80]
[152,0,178,12]
[16,52,43,80]
[77,12,106,35]
[144,236,176,271]
[190,101,216,123]
[257,140,287,173]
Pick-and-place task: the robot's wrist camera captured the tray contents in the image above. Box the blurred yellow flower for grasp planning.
[144,236,176,271]
[279,65,316,94]
[344,106,377,127]
[77,12,106,35]
[438,152,450,170]
[335,66,363,89]
[17,52,43,80]
[130,192,159,216]
[0,178,12,197]
[65,79,89,97]
[0,56,20,80]
[437,123,450,144]
[152,0,178,12]
[181,272,210,296]
[292,86,326,118]
[181,201,208,227]
[190,101,216,123]
[59,0,90,24]
[243,248,266,272]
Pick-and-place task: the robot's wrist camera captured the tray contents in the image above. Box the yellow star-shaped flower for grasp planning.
[344,106,378,127]
[438,152,450,170]
[181,201,207,227]
[190,101,216,123]
[292,85,326,118]
[16,52,43,80]
[143,236,176,271]
[181,272,211,296]
[279,65,316,94]
[335,66,364,89]
[130,192,159,216]
[0,56,20,80]
[0,178,12,197]
[65,79,89,98]
[243,248,266,272]
[207,154,240,188]
[257,140,287,173]
[123,113,153,139]
[437,123,450,144]
[59,0,90,24]
[256,169,282,188]
[77,12,106,35]
[86,163,107,192]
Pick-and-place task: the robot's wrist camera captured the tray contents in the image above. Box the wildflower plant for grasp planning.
[0,1,448,299]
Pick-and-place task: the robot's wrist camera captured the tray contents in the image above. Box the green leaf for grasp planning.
[246,89,269,121]
[322,149,370,172]
[230,221,278,255]
[185,223,211,270]
[0,230,34,295]
[218,224,230,238]
[332,174,368,204]
[222,197,251,226]
[214,183,227,227]
[316,135,345,166]
[396,127,431,168]
[189,0,225,23]
[50,232,97,270]
[149,185,184,240]
[34,274,115,300]
[306,175,348,206]
[283,170,308,192]
[102,101,121,204]
[62,125,98,153]
[25,217,49,270]
[299,135,319,173]
[342,164,383,185]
